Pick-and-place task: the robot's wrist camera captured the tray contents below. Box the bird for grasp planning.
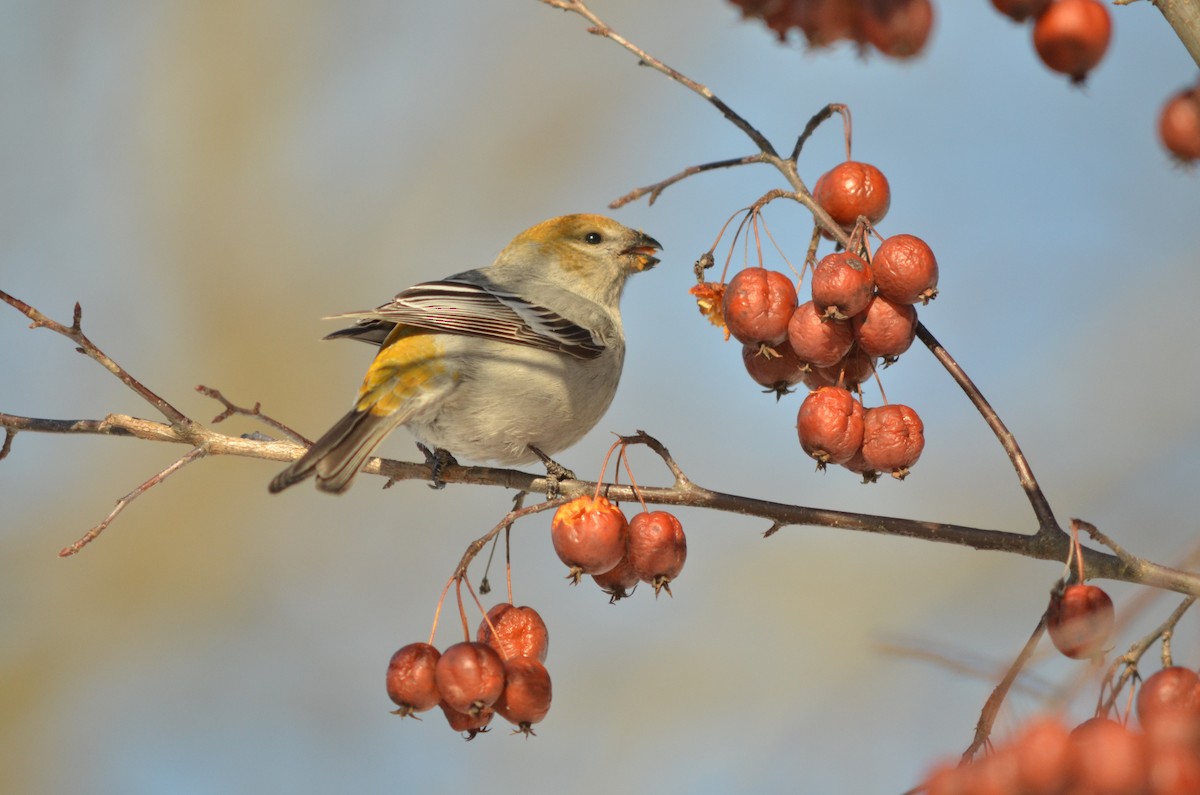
[269,213,662,494]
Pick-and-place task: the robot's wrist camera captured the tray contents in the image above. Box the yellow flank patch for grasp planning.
[355,327,446,416]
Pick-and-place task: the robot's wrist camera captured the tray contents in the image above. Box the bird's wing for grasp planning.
[323,278,605,360]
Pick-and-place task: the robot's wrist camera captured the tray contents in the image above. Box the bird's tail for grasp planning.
[269,408,401,495]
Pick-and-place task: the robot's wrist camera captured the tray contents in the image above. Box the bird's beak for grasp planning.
[623,231,663,271]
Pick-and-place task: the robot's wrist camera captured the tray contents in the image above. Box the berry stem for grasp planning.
[428,575,455,647]
[454,577,469,642]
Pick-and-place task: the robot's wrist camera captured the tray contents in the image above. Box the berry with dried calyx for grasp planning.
[802,345,877,393]
[385,642,442,717]
[1032,0,1111,85]
[812,251,875,320]
[860,403,924,478]
[722,267,798,347]
[1046,583,1114,659]
[591,554,640,602]
[477,603,549,663]
[787,300,854,368]
[494,657,552,735]
[813,161,891,233]
[434,641,506,716]
[550,495,629,583]
[439,699,493,740]
[871,233,939,305]
[797,386,865,468]
[742,342,808,398]
[626,510,687,597]
[1159,85,1200,164]
[852,295,917,361]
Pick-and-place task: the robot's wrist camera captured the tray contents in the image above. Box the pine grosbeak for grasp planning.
[269,214,661,494]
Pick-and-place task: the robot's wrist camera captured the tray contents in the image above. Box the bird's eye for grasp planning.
[584,231,603,245]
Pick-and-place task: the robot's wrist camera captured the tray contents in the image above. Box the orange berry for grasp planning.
[1032,0,1111,84]
[813,161,891,232]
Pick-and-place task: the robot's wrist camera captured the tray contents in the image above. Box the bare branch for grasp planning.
[541,0,779,157]
[58,447,208,557]
[609,153,768,209]
[196,385,311,445]
[1,290,192,427]
[915,322,1059,534]
[962,613,1049,762]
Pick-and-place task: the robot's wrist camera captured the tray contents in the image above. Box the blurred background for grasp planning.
[2,2,1198,792]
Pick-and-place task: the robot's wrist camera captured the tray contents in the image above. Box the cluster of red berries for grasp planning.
[989,0,1111,84]
[922,666,1200,794]
[385,603,552,738]
[728,0,934,59]
[695,158,938,480]
[550,494,687,601]
[1159,81,1200,165]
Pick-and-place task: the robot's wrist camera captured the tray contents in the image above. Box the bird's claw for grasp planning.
[417,443,458,490]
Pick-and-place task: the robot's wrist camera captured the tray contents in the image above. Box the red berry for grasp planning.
[591,554,640,602]
[385,642,441,717]
[797,386,865,467]
[721,267,798,347]
[812,251,875,319]
[477,603,549,663]
[1012,716,1071,795]
[1067,717,1148,794]
[494,657,552,735]
[990,0,1051,22]
[550,495,629,583]
[1046,583,1114,659]
[434,641,506,716]
[626,511,687,597]
[802,345,877,393]
[438,699,493,739]
[852,295,917,361]
[787,300,855,368]
[860,403,925,478]
[813,161,891,232]
[1032,0,1111,85]
[860,0,934,59]
[1159,85,1200,164]
[742,342,808,397]
[871,234,939,305]
[1137,667,1200,729]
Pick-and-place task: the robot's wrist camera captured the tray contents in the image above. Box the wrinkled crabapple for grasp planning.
[797,386,865,467]
[434,641,506,716]
[626,510,688,596]
[385,642,442,717]
[721,267,798,347]
[477,603,549,663]
[550,495,629,583]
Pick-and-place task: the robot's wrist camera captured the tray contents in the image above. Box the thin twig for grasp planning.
[915,322,1058,534]
[0,289,191,427]
[962,613,1049,762]
[610,153,767,209]
[58,447,208,557]
[541,0,779,156]
[195,385,312,445]
[1097,595,1198,718]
